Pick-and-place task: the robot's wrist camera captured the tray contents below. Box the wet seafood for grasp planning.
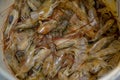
[21,0,30,21]
[89,36,114,54]
[94,40,120,58]
[27,0,42,11]
[15,18,38,29]
[102,0,118,17]
[3,9,19,36]
[1,0,120,80]
[91,19,115,41]
[37,20,57,34]
[31,0,60,20]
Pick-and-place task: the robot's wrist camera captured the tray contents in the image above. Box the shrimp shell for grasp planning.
[94,40,120,57]
[4,9,19,36]
[37,20,57,34]
[16,44,35,77]
[27,0,41,11]
[31,0,60,20]
[15,18,38,29]
[89,36,114,54]
[21,0,30,20]
[91,19,114,41]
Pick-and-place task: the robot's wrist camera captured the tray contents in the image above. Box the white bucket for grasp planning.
[0,0,119,80]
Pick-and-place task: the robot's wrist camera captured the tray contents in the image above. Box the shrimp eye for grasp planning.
[15,50,25,63]
[9,15,13,24]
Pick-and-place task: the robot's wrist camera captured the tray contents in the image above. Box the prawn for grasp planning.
[94,40,120,57]
[89,36,115,54]
[91,19,115,41]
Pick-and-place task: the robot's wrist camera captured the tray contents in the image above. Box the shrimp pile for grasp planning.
[2,0,120,80]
